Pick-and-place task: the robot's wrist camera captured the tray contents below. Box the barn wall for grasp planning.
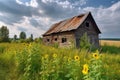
[74,17,100,48]
[43,31,75,47]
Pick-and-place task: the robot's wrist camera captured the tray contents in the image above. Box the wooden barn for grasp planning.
[42,12,101,48]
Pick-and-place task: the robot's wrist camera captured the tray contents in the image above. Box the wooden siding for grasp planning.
[43,31,75,47]
[74,16,99,48]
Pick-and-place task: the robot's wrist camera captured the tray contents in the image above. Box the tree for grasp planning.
[30,34,33,41]
[14,34,17,40]
[0,26,9,42]
[19,31,26,39]
[25,34,34,43]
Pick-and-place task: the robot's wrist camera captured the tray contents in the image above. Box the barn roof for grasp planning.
[43,12,101,36]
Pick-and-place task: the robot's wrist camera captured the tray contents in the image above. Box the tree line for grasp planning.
[0,26,42,43]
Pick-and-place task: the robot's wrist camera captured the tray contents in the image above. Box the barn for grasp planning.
[42,12,101,48]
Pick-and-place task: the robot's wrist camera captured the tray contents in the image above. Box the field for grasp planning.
[0,41,120,80]
[100,40,120,47]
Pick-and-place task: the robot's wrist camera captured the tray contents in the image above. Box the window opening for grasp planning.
[86,22,89,27]
[62,38,67,43]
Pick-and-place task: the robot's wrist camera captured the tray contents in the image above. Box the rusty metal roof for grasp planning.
[43,12,101,36]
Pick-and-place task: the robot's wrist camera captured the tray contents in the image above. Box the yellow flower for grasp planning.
[28,43,32,47]
[74,55,80,61]
[82,64,89,75]
[68,57,72,62]
[44,54,48,59]
[93,53,99,59]
[53,53,57,58]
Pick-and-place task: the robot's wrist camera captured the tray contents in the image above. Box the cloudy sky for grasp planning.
[0,0,120,38]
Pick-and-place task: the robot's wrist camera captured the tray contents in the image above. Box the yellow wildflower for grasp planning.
[68,57,72,62]
[74,55,80,61]
[93,53,99,59]
[44,54,48,59]
[53,53,57,58]
[28,43,32,47]
[82,64,89,75]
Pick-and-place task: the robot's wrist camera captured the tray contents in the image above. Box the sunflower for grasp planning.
[74,55,80,61]
[93,53,99,59]
[82,64,89,75]
[53,53,57,58]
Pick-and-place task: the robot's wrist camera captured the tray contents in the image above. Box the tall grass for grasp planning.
[0,43,120,80]
[101,45,120,54]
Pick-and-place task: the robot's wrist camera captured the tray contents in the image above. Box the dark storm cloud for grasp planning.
[0,0,120,38]
[0,0,31,16]
[0,0,83,26]
[36,0,83,20]
[0,0,40,25]
[29,18,49,30]
[0,11,25,25]
[30,19,39,27]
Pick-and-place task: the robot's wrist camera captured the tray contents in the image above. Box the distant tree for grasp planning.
[14,34,17,40]
[34,37,42,43]
[0,26,9,42]
[30,34,33,41]
[19,31,26,39]
[25,34,34,43]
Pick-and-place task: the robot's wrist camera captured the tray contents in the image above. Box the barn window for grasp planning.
[62,38,67,43]
[47,39,50,42]
[55,38,57,41]
[86,22,89,27]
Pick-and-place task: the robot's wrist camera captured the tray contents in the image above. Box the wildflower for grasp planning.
[93,53,99,59]
[74,55,80,61]
[28,43,32,47]
[82,64,89,75]
[44,54,48,59]
[68,57,72,62]
[53,53,57,58]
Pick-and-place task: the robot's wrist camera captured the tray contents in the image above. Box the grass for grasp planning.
[0,42,120,80]
[100,40,120,54]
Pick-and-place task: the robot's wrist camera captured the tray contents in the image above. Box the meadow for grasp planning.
[100,40,120,47]
[0,41,120,80]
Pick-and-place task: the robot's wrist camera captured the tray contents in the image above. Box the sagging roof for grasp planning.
[43,12,101,36]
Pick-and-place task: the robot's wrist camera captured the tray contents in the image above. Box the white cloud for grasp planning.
[16,0,23,5]
[41,0,87,9]
[74,0,87,6]
[83,1,120,38]
[26,0,38,8]
[12,16,45,38]
[1,0,120,38]
[0,12,3,16]
[16,0,38,8]
[57,1,71,8]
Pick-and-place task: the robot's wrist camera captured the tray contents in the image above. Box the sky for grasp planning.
[0,0,120,38]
